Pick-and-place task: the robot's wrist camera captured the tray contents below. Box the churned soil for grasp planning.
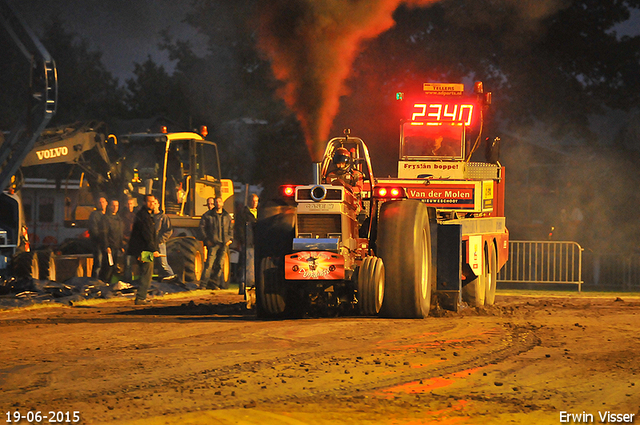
[0,290,639,424]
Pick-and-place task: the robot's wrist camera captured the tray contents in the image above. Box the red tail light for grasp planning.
[281,185,296,197]
[376,187,403,198]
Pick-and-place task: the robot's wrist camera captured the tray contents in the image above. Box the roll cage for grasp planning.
[319,134,376,198]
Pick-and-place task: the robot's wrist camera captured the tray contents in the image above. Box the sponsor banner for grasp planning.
[398,161,465,179]
[285,251,344,280]
[406,184,476,209]
[423,83,464,96]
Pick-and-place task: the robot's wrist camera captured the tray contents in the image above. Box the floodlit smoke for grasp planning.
[256,0,569,161]
[257,0,440,161]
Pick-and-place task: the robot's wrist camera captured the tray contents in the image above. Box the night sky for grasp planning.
[11,0,640,84]
[12,0,206,81]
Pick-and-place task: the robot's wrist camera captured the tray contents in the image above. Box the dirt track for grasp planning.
[0,290,639,425]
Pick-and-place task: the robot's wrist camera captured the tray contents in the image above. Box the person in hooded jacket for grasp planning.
[152,198,176,281]
[199,196,233,289]
[103,198,124,284]
[128,194,160,305]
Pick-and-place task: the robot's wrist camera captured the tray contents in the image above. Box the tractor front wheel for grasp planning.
[257,257,287,318]
[357,256,385,316]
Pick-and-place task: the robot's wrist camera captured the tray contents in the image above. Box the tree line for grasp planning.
[2,0,640,194]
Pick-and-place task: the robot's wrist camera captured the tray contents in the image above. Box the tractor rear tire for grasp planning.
[11,251,39,280]
[37,249,57,281]
[357,256,385,316]
[166,237,203,283]
[378,200,432,318]
[485,243,497,305]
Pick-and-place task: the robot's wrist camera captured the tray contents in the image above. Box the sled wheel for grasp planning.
[485,243,497,305]
[462,246,487,308]
[357,256,385,316]
[378,200,432,318]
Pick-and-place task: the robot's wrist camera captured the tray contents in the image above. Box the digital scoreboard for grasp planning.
[397,82,482,128]
[396,83,485,160]
[410,102,475,127]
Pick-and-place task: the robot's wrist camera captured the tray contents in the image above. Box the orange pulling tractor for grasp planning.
[253,82,508,318]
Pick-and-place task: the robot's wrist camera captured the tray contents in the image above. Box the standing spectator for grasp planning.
[120,197,137,282]
[88,195,108,280]
[121,197,136,246]
[152,198,176,281]
[234,194,259,257]
[247,193,259,221]
[235,193,259,295]
[199,196,233,289]
[128,194,159,305]
[103,198,124,284]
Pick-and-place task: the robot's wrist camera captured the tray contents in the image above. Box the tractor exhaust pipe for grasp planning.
[312,162,321,185]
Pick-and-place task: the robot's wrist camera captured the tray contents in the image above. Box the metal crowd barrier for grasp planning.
[497,241,584,292]
[584,253,640,290]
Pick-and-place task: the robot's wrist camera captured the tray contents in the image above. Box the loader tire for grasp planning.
[37,249,57,282]
[166,237,203,283]
[378,200,432,318]
[220,249,230,288]
[357,256,385,316]
[11,251,39,280]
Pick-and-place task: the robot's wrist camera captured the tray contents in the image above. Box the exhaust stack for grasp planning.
[312,162,321,185]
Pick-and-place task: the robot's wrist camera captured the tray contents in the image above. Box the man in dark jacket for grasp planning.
[152,198,176,281]
[88,195,108,280]
[103,198,124,284]
[199,196,233,289]
[128,194,160,305]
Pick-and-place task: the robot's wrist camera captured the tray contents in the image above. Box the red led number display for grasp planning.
[411,103,475,126]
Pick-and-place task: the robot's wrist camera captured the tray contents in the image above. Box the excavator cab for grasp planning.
[117,132,232,219]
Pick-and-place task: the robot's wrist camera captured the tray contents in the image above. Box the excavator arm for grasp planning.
[0,0,57,190]
[22,121,109,167]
